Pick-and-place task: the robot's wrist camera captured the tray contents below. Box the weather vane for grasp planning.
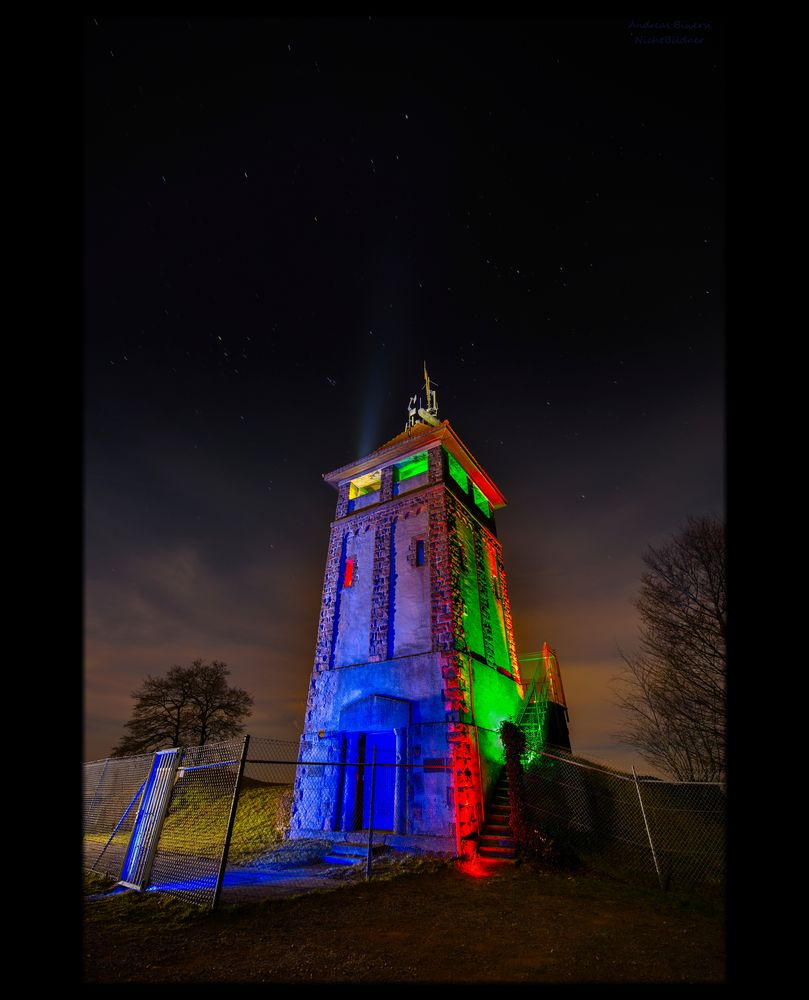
[406,362,440,431]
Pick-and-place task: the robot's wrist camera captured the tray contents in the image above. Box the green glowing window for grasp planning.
[472,483,491,517]
[394,451,428,482]
[446,450,468,492]
[348,470,381,499]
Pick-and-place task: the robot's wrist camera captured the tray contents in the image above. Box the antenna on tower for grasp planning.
[418,362,440,426]
[422,361,438,416]
[405,364,440,430]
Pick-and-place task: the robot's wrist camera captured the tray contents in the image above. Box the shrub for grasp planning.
[498,721,557,864]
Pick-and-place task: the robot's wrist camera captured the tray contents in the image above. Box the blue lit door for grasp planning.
[119,749,179,889]
[361,732,395,830]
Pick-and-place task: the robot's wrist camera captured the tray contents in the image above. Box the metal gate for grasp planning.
[119,748,180,890]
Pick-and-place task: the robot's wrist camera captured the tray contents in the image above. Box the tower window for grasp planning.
[472,482,491,518]
[416,539,425,566]
[343,557,355,588]
[394,451,428,482]
[446,450,469,492]
[348,470,381,499]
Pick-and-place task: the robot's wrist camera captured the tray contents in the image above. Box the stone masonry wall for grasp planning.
[437,493,483,844]
[369,513,393,661]
[303,447,518,851]
[498,549,522,684]
[311,483,443,675]
[473,527,497,667]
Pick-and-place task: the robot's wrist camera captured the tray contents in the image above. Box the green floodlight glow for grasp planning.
[395,450,428,482]
[472,482,491,517]
[446,450,468,492]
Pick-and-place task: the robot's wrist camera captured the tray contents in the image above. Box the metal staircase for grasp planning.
[474,643,571,861]
[516,643,569,761]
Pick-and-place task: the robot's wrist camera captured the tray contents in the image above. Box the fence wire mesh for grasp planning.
[519,746,725,892]
[83,752,155,878]
[220,736,336,901]
[224,736,456,902]
[84,733,725,908]
[146,737,246,907]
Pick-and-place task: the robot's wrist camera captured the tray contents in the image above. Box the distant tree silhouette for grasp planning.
[111,660,253,757]
[613,515,726,781]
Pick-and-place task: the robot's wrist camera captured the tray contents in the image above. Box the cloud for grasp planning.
[84,542,317,759]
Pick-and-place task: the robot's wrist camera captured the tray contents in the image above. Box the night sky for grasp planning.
[84,16,725,771]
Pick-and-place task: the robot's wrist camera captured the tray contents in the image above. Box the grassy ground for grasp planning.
[83,860,725,983]
[157,778,291,862]
[85,779,291,865]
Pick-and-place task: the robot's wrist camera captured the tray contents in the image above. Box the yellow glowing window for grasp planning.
[348,470,382,499]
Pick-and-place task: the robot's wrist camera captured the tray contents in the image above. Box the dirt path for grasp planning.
[84,862,724,983]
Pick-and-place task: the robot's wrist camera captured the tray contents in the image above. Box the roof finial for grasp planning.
[404,364,440,431]
[419,363,440,426]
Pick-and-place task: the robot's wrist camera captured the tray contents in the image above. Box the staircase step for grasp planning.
[473,772,518,860]
[322,843,370,865]
[326,843,368,857]
[478,845,517,859]
[466,771,517,860]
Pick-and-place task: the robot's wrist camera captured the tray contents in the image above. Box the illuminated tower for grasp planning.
[289,368,527,853]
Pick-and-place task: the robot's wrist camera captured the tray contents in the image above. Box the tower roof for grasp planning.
[323,418,508,509]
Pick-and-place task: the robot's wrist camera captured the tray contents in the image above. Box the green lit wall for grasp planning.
[482,545,511,670]
[470,655,525,802]
[456,518,484,659]
[471,656,523,732]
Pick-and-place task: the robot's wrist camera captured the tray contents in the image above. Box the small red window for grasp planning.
[343,557,355,588]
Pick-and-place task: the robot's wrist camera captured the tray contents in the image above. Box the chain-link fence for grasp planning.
[84,738,247,907]
[84,734,725,908]
[83,734,456,907]
[84,751,155,879]
[518,746,725,892]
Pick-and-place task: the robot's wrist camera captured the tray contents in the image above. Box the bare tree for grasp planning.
[111,660,253,757]
[613,514,726,781]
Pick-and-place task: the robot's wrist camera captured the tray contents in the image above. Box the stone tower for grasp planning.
[289,370,526,853]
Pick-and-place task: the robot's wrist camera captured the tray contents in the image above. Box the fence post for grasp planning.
[366,745,377,881]
[632,765,663,889]
[212,734,250,910]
